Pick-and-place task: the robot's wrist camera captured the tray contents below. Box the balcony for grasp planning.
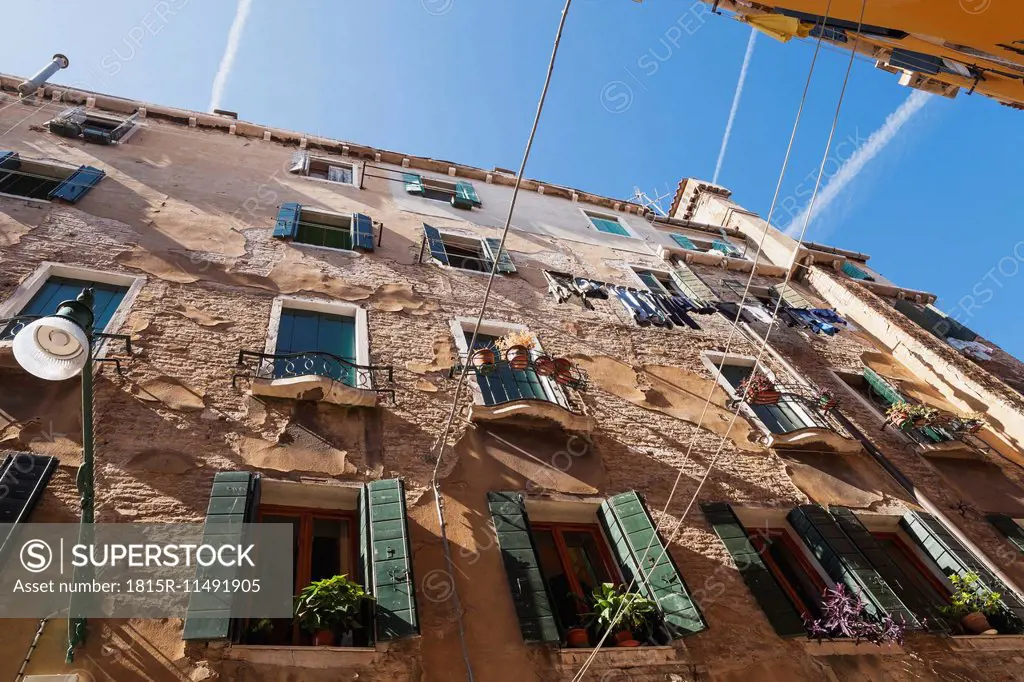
[897,417,989,459]
[451,350,593,432]
[234,350,395,407]
[732,385,862,454]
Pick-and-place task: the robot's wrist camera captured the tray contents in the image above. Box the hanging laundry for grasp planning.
[742,304,775,324]
[543,271,574,304]
[947,337,993,362]
[572,277,608,299]
[633,289,673,328]
[612,286,650,326]
[809,308,847,326]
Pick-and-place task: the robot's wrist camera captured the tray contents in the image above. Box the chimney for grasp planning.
[18,54,70,96]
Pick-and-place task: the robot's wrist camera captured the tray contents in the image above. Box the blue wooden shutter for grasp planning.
[487,491,560,643]
[422,224,449,265]
[452,181,480,209]
[787,505,918,624]
[670,234,698,250]
[183,471,260,641]
[987,514,1024,554]
[273,202,301,239]
[352,213,375,251]
[700,502,805,636]
[49,165,105,203]
[366,479,419,640]
[0,150,20,171]
[669,263,718,305]
[403,173,424,195]
[0,453,58,565]
[599,491,705,638]
[901,510,1024,623]
[841,261,874,281]
[482,237,516,274]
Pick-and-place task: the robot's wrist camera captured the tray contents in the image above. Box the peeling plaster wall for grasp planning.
[2,103,1024,682]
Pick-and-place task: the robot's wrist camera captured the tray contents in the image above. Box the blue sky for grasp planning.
[4,1,1023,356]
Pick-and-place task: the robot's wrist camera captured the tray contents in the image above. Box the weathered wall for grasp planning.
[1,99,1024,682]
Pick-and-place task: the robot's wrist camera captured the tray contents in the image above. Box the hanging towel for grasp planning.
[612,286,650,326]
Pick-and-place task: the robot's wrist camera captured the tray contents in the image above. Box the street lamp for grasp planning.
[12,288,95,663]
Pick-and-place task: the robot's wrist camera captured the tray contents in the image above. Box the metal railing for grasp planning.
[234,349,395,404]
[734,384,856,440]
[451,349,589,415]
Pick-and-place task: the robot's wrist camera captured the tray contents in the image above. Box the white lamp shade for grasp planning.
[12,316,90,380]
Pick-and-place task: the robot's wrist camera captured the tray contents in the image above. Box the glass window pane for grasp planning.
[765,537,823,621]
[562,530,613,597]
[310,518,345,584]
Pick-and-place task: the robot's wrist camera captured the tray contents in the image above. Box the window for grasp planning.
[837,368,956,445]
[841,261,875,281]
[583,210,630,237]
[533,524,619,631]
[48,106,140,145]
[422,225,516,274]
[1,273,132,341]
[462,329,566,408]
[0,151,104,203]
[288,151,358,187]
[715,360,818,435]
[748,528,827,622]
[403,173,480,209]
[632,268,686,297]
[273,308,358,386]
[272,203,374,252]
[871,532,950,615]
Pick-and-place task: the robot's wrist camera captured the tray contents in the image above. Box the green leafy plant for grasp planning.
[941,572,1003,619]
[585,583,657,636]
[249,618,273,634]
[294,575,374,634]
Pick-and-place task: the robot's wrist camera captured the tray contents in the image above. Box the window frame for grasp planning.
[0,157,80,204]
[47,107,142,145]
[0,263,145,354]
[629,266,685,297]
[430,229,501,276]
[871,530,953,601]
[265,296,371,390]
[290,206,361,256]
[531,521,622,621]
[747,527,829,622]
[299,154,361,188]
[580,208,635,238]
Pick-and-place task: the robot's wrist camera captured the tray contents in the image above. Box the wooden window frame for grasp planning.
[872,531,951,599]
[532,522,621,607]
[748,528,827,621]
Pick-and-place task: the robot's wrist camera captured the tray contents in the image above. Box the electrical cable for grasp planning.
[424,2,574,680]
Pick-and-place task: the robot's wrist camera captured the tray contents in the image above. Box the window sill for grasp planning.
[469,400,594,433]
[913,439,984,460]
[224,643,380,668]
[0,191,51,205]
[557,645,682,673]
[949,633,1024,651]
[300,175,359,189]
[290,242,362,258]
[251,375,377,407]
[802,639,904,656]
[767,427,864,455]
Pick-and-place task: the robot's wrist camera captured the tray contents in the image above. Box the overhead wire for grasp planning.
[570,0,853,677]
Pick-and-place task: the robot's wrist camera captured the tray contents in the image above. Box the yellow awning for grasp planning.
[743,14,813,43]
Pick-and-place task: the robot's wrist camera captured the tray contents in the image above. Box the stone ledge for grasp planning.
[558,645,682,673]
[768,428,864,455]
[949,634,1024,651]
[802,640,904,656]
[469,400,594,433]
[250,375,377,407]
[224,644,380,668]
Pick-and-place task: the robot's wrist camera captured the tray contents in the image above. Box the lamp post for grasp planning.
[12,288,95,663]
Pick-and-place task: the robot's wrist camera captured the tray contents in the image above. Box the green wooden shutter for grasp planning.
[422,224,449,265]
[987,514,1024,554]
[599,491,705,638]
[49,165,105,203]
[452,181,480,209]
[352,212,375,251]
[711,240,741,257]
[183,471,260,641]
[829,507,934,629]
[403,173,424,195]
[486,491,560,643]
[787,505,917,623]
[366,479,419,640]
[901,510,1024,622]
[700,502,805,636]
[841,261,874,281]
[861,367,905,406]
[0,453,58,565]
[273,202,301,239]
[770,283,813,310]
[670,234,698,250]
[482,237,516,274]
[669,263,718,305]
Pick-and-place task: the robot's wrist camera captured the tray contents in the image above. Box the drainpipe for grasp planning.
[18,54,69,96]
[735,321,1024,598]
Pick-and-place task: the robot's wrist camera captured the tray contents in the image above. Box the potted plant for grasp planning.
[738,372,780,405]
[941,572,1002,635]
[956,411,986,434]
[533,354,556,377]
[294,574,374,646]
[496,330,536,370]
[816,390,839,411]
[566,625,590,648]
[806,585,907,646]
[246,618,274,645]
[553,357,575,386]
[907,403,939,427]
[585,583,657,647]
[471,347,497,375]
[885,401,914,429]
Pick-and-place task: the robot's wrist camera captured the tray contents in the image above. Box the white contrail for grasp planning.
[208,0,254,112]
[784,90,930,236]
[712,29,756,186]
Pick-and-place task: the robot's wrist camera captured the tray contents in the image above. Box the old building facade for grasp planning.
[3,78,1024,682]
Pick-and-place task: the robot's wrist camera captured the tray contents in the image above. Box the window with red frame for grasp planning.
[748,528,828,622]
[871,532,950,617]
[251,506,360,645]
[532,523,620,631]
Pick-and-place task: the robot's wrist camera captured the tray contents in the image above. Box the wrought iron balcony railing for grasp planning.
[732,383,856,442]
[1,315,134,372]
[451,349,589,415]
[234,349,395,404]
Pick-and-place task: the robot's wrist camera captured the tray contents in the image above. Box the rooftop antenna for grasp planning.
[18,54,70,99]
[633,184,673,219]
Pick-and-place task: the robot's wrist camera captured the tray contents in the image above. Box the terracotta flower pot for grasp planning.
[616,639,641,647]
[961,612,998,635]
[553,358,574,385]
[471,348,496,375]
[614,630,634,645]
[533,354,556,377]
[750,390,781,405]
[313,629,335,646]
[566,627,590,648]
[505,345,530,371]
